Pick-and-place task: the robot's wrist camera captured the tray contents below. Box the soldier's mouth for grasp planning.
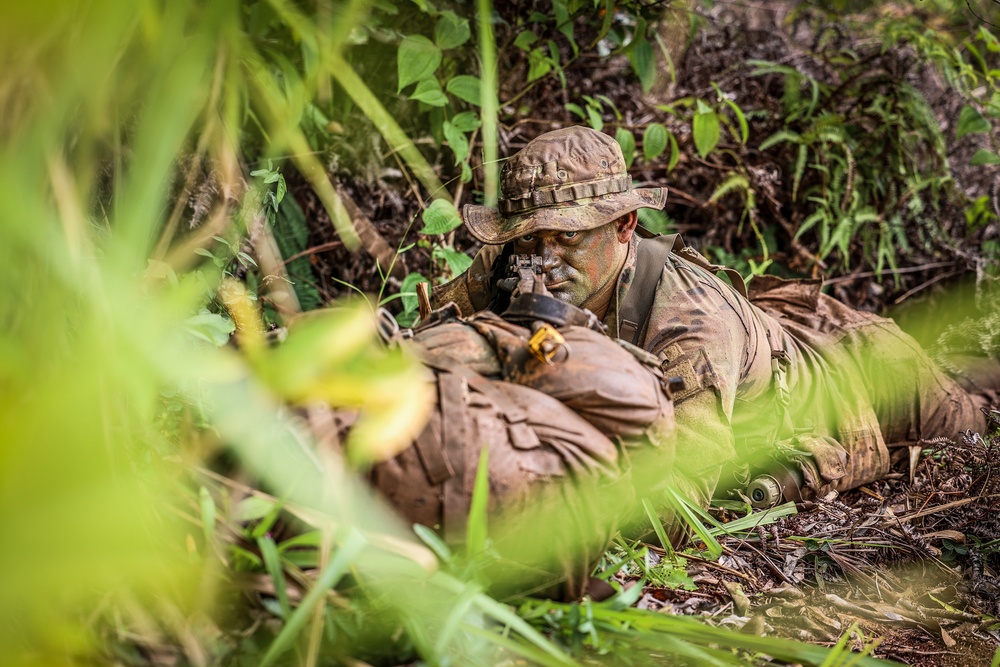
[545,281,568,289]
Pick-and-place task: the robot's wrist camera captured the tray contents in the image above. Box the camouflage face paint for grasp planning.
[511,222,627,314]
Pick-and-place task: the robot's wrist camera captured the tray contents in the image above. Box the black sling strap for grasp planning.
[618,233,680,346]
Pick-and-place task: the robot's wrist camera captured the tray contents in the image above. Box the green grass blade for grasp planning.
[257,534,292,620]
[199,486,216,546]
[468,590,577,666]
[707,501,797,537]
[329,53,450,203]
[466,445,490,556]
[260,529,367,667]
[664,488,723,559]
[476,0,499,205]
[641,497,673,554]
[433,581,482,656]
[463,623,578,667]
[581,604,895,667]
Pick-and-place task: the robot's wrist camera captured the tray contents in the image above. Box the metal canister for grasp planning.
[746,463,803,509]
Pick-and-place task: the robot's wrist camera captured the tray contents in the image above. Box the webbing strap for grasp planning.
[413,420,453,484]
[439,372,468,540]
[618,234,680,346]
[619,233,753,346]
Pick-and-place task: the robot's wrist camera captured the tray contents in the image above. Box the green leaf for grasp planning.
[643,123,668,162]
[446,75,482,106]
[399,272,431,318]
[527,47,552,82]
[233,495,277,523]
[638,208,672,234]
[434,245,474,275]
[565,102,585,120]
[421,199,464,235]
[792,143,807,200]
[692,109,721,158]
[450,110,481,132]
[586,105,603,131]
[971,149,1000,165]
[957,105,990,138]
[257,535,292,619]
[708,173,749,203]
[642,498,672,551]
[759,130,801,150]
[721,97,748,143]
[597,94,621,120]
[184,311,235,347]
[275,174,287,204]
[434,11,470,50]
[628,37,656,93]
[513,30,538,51]
[663,488,722,559]
[410,77,448,106]
[666,131,680,172]
[615,127,636,168]
[199,486,216,546]
[442,120,469,164]
[553,0,575,52]
[397,35,441,92]
[706,502,797,537]
[413,523,452,562]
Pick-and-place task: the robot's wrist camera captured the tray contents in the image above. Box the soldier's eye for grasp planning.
[562,231,578,239]
[519,234,534,243]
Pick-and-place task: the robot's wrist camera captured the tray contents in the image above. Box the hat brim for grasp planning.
[463,187,667,245]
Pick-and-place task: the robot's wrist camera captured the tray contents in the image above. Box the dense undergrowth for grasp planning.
[2,0,999,665]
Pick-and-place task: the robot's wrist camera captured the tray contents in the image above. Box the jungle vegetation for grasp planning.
[2,0,999,665]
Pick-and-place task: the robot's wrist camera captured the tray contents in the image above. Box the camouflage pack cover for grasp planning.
[367,305,675,598]
[463,126,667,245]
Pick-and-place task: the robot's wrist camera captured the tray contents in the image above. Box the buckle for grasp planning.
[527,323,569,364]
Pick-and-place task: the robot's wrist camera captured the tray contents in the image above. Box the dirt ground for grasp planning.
[618,432,1000,665]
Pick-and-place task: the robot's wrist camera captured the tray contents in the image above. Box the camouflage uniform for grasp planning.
[435,126,996,542]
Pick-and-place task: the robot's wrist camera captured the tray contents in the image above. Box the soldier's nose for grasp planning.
[540,244,561,271]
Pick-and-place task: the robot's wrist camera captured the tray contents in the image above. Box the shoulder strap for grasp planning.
[675,246,749,300]
[619,233,680,346]
[618,232,751,347]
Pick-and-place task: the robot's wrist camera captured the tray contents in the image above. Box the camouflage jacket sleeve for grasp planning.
[429,244,505,316]
[639,255,773,542]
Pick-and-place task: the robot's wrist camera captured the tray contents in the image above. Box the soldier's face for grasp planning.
[511,221,628,309]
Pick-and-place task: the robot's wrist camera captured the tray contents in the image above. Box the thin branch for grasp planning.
[893,270,965,305]
[824,261,959,285]
[281,240,344,265]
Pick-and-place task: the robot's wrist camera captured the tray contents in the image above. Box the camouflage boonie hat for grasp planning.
[464,126,667,245]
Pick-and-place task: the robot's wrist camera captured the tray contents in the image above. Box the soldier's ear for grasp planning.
[615,211,638,244]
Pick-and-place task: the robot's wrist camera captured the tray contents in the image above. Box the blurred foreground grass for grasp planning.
[0,1,446,663]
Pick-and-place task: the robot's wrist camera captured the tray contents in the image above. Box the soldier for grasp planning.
[432,126,998,543]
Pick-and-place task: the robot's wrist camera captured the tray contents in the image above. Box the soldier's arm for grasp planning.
[641,262,751,545]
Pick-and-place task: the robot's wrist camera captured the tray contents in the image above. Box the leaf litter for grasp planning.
[616,424,1000,666]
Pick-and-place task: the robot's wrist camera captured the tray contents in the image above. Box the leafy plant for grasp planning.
[658,84,750,160]
[566,94,621,132]
[746,14,1000,275]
